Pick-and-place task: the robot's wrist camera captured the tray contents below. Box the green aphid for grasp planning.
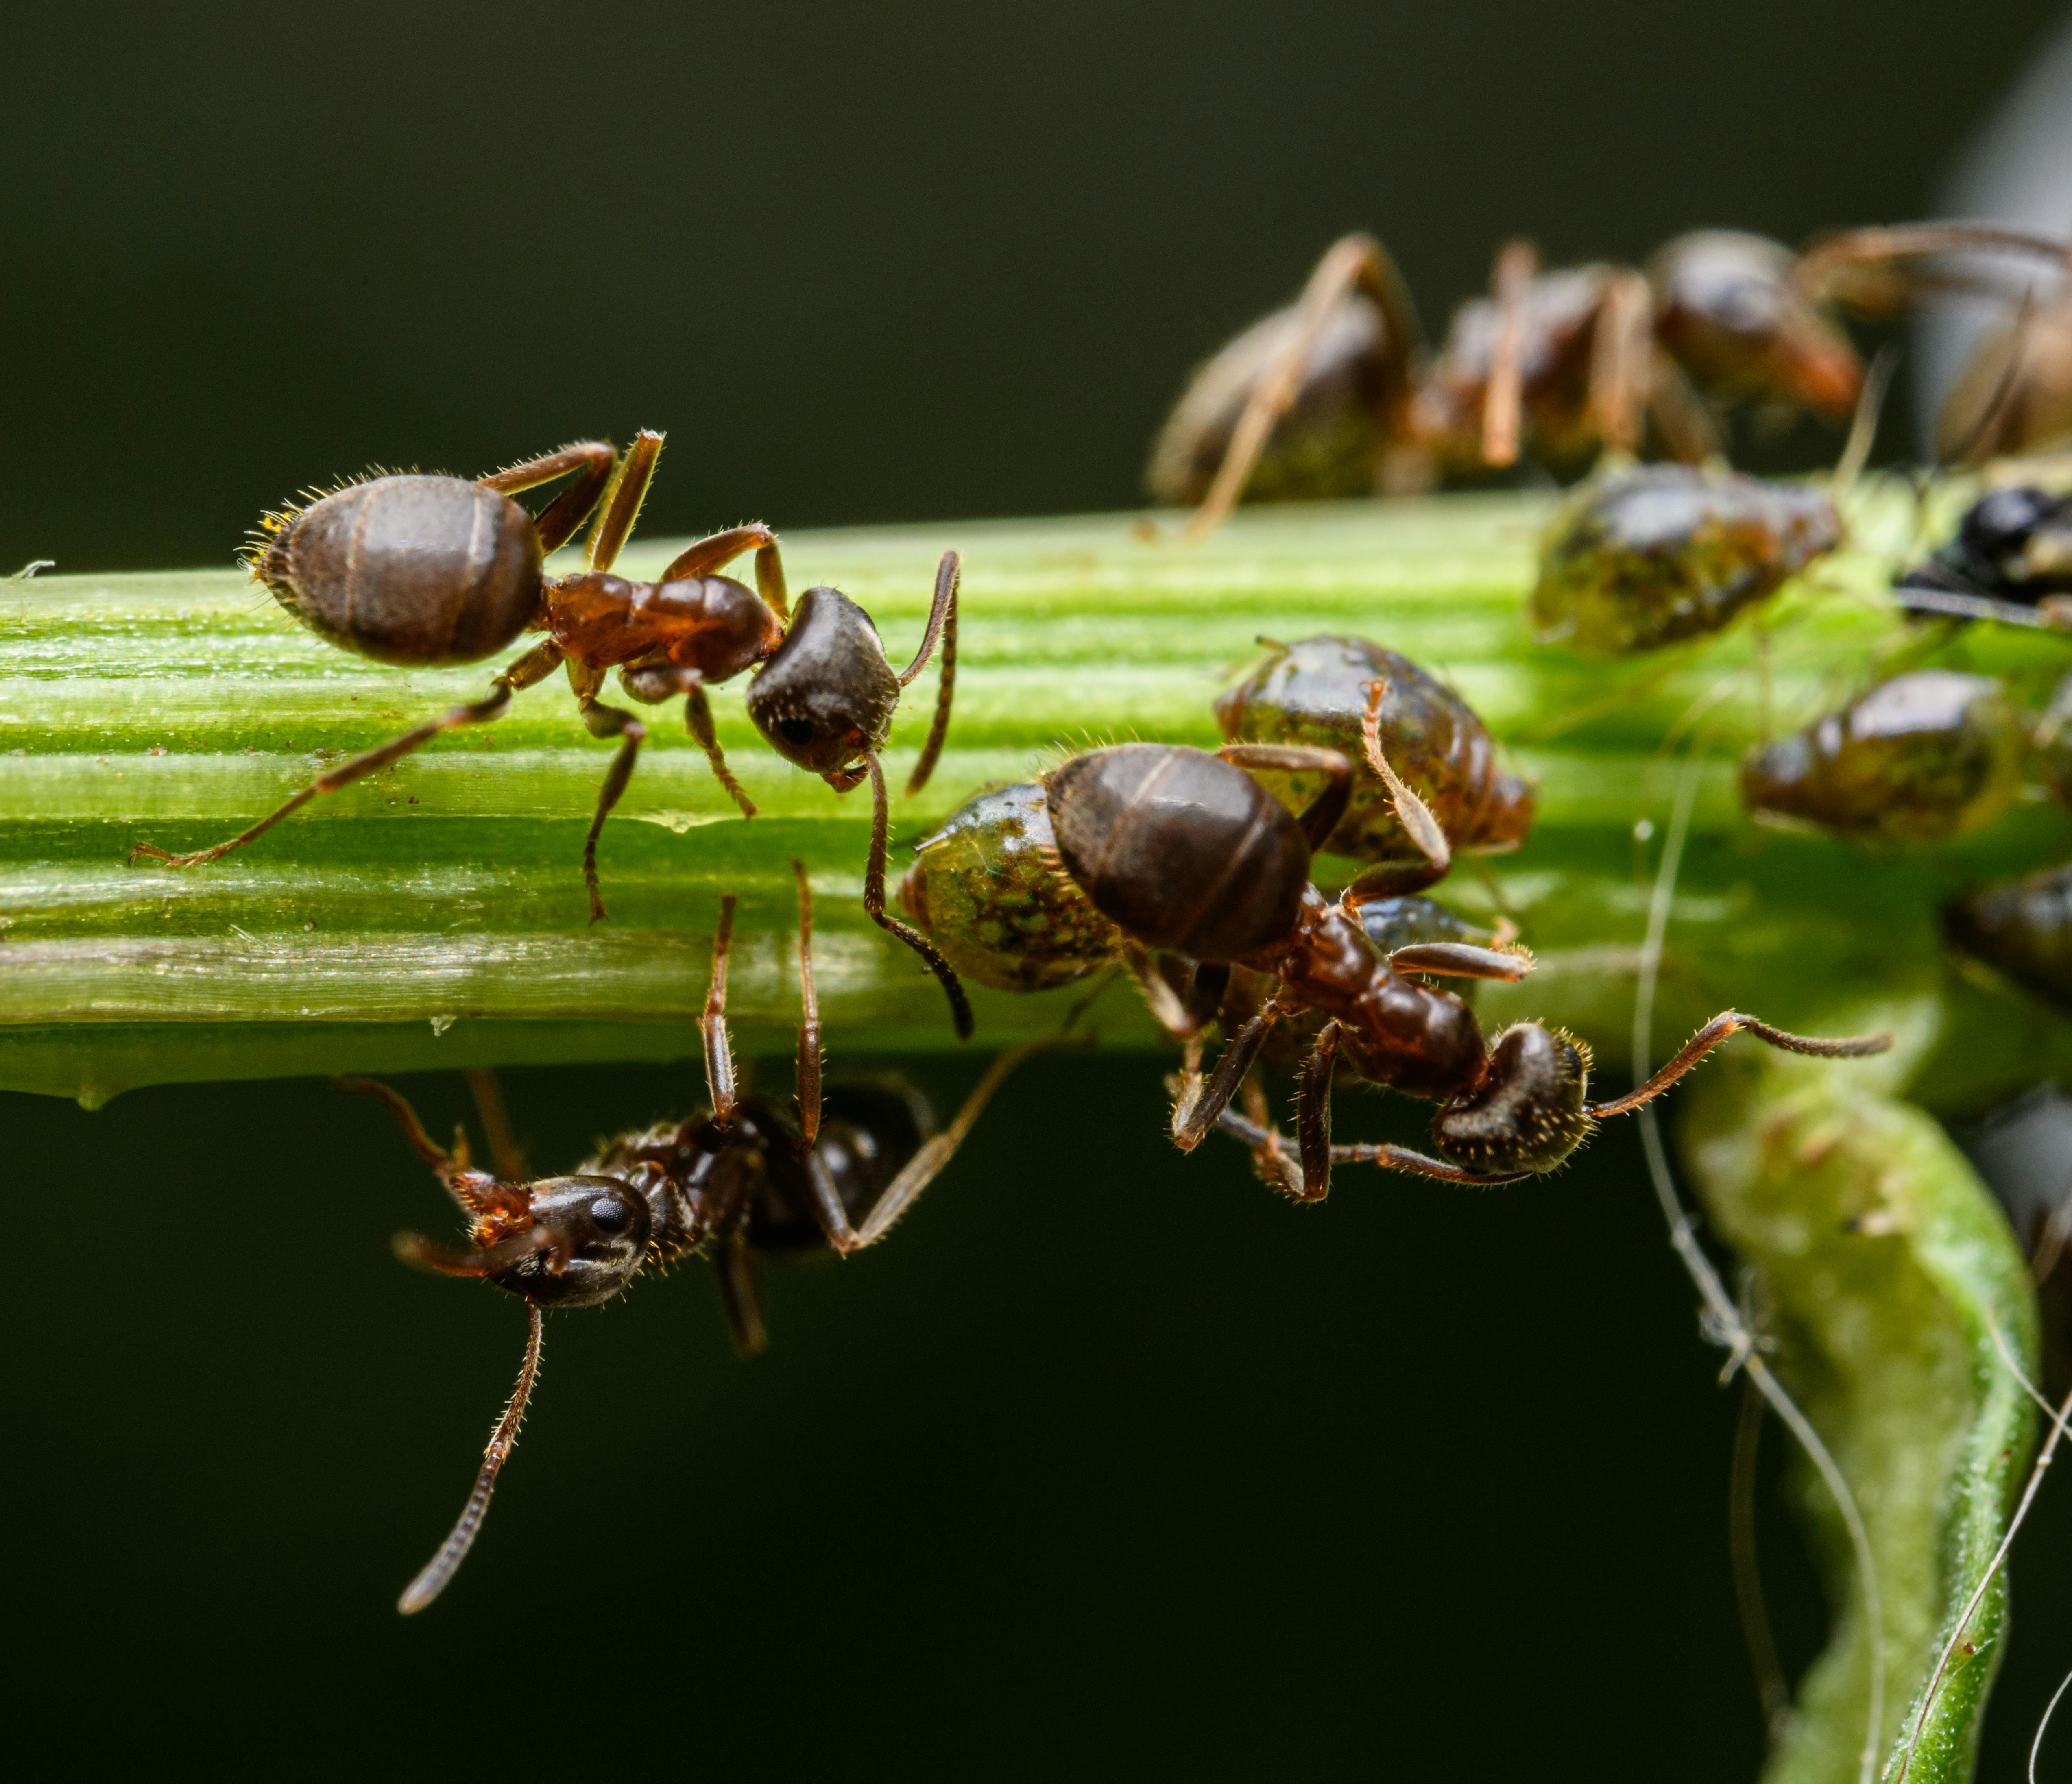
[1742,670,2027,844]
[899,783,1123,992]
[1531,463,1841,654]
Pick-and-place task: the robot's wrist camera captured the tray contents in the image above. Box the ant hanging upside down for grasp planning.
[1037,686,1891,1194]
[340,864,1051,1614]
[127,432,970,1028]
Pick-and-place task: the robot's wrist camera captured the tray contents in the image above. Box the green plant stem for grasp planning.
[4,490,2072,1102]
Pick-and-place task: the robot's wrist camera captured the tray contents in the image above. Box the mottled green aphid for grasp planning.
[1945,862,2072,1011]
[1530,463,1840,654]
[1742,670,2026,843]
[899,783,1122,992]
[1215,633,1534,869]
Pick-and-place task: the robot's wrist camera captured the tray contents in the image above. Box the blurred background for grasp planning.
[5,2,2072,1777]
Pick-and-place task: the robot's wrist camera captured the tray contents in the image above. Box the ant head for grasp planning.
[1959,486,2067,571]
[1431,1022,1594,1176]
[746,586,901,777]
[490,1176,653,1309]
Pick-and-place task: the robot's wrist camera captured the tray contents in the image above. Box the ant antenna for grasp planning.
[898,551,961,796]
[1830,343,1898,499]
[2033,1668,2071,1784]
[399,1300,544,1615]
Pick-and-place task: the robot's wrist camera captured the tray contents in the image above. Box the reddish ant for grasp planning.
[1036,702,1888,1192]
[1156,223,2070,542]
[341,863,1045,1613]
[125,431,970,1028]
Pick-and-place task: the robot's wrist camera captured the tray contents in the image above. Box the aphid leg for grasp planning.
[618,661,758,818]
[1357,680,1451,876]
[861,752,975,1039]
[1123,943,1208,1039]
[463,1067,528,1183]
[1479,239,1539,468]
[333,1076,525,1220]
[565,660,647,923]
[1172,1009,1278,1152]
[398,1300,545,1616]
[128,639,567,870]
[898,551,961,795]
[713,1233,769,1359]
[1831,343,1898,497]
[584,430,665,574]
[702,895,739,1128]
[1182,232,1420,544]
[1386,941,1533,981]
[1582,1011,1893,1121]
[791,859,822,1151]
[477,439,618,555]
[848,1037,1068,1250]
[1215,741,1354,853]
[1586,270,1653,455]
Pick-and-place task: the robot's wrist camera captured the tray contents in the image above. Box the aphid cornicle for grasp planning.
[1741,670,2027,845]
[1030,734,1889,1195]
[1530,462,1841,655]
[346,864,1045,1614]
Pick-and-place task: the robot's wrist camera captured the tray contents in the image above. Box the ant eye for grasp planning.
[778,717,815,747]
[589,1196,630,1233]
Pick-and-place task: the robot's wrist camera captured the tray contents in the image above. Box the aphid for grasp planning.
[1214,634,1535,885]
[1891,484,2072,630]
[344,864,1041,1613]
[1943,861,2072,1012]
[1036,733,1888,1192]
[1530,462,1842,655]
[1742,670,2027,844]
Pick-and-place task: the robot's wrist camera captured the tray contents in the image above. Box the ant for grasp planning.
[125,431,970,1028]
[1157,223,2070,543]
[340,863,1050,1613]
[1035,707,1889,1193]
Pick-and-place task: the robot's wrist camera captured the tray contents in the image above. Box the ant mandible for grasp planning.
[340,863,1045,1613]
[125,433,966,1002]
[1038,691,1891,1192]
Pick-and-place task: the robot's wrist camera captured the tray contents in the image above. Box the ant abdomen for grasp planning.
[1216,634,1535,867]
[1742,670,2026,844]
[1531,463,1841,655]
[256,475,544,667]
[900,783,1124,991]
[1431,1023,1594,1176]
[1046,743,1312,961]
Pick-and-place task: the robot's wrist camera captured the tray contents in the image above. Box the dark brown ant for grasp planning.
[341,863,1046,1613]
[1035,714,1891,1192]
[1158,223,2071,542]
[124,432,970,1027]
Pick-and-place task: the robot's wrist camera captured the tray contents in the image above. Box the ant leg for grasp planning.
[659,525,790,622]
[1291,1020,1342,1202]
[462,1068,529,1183]
[861,752,975,1040]
[1585,270,1653,455]
[791,860,823,1150]
[713,1234,769,1359]
[1386,941,1533,982]
[702,895,739,1128]
[478,440,619,556]
[584,430,666,574]
[1356,680,1450,879]
[1172,1009,1278,1152]
[1215,741,1354,853]
[1643,353,1721,464]
[1582,1011,1894,1121]
[1183,232,1420,544]
[397,1300,545,1616]
[619,662,757,818]
[846,1037,1066,1251]
[129,640,567,869]
[1480,239,1539,468]
[567,661,647,924]
[898,551,961,796]
[1210,1104,1528,1184]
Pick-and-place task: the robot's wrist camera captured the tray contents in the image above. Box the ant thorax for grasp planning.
[543,571,782,676]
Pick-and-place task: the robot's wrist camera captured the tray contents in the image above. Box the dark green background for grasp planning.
[6,2,2072,1777]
